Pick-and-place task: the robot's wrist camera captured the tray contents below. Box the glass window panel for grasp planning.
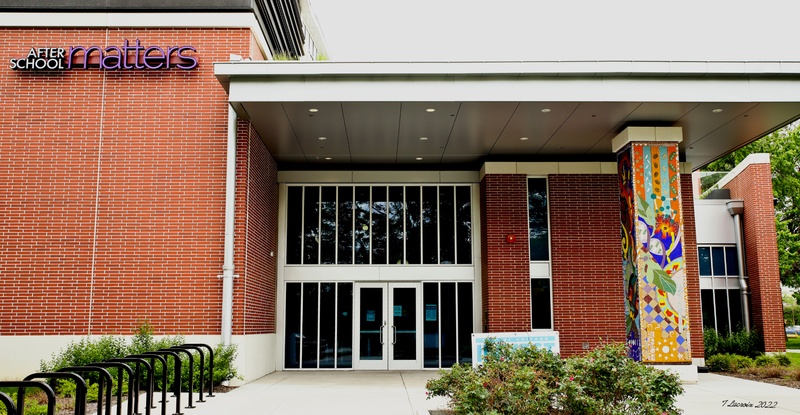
[456,186,472,265]
[700,289,715,330]
[457,282,473,364]
[528,178,549,261]
[406,187,421,264]
[439,187,455,264]
[530,279,552,329]
[319,283,336,368]
[698,247,711,276]
[714,289,730,334]
[725,246,739,276]
[303,187,320,264]
[337,283,353,368]
[392,287,417,360]
[286,187,303,264]
[372,186,387,264]
[284,283,302,368]
[728,289,744,332]
[301,283,319,368]
[354,186,371,264]
[711,246,726,276]
[359,287,383,360]
[422,186,439,264]
[320,187,337,265]
[440,282,457,367]
[337,187,353,264]
[388,186,405,265]
[423,282,440,368]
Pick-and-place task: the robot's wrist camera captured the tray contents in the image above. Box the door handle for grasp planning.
[380,321,386,345]
[392,325,397,345]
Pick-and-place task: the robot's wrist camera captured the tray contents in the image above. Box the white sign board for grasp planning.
[471,331,560,366]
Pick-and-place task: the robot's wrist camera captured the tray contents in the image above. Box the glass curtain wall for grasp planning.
[423,282,473,368]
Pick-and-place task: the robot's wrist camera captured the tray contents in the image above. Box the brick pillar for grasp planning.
[480,174,531,332]
[615,127,692,363]
[721,157,785,352]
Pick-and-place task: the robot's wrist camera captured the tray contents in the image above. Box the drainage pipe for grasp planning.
[727,200,750,332]
[221,104,237,346]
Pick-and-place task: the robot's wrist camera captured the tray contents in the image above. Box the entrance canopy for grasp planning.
[215,61,800,169]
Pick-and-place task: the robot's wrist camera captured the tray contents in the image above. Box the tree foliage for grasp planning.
[705,123,800,288]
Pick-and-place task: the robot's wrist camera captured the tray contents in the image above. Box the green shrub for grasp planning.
[773,353,792,367]
[754,355,778,367]
[703,328,762,358]
[426,339,683,415]
[706,353,754,372]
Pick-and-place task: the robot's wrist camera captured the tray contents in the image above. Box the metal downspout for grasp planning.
[221,105,237,347]
[727,200,750,332]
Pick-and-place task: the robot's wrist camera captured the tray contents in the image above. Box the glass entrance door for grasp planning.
[354,283,421,370]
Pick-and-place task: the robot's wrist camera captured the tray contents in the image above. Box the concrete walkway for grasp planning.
[115,371,800,415]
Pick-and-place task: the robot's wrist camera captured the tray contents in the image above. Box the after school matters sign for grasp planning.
[10,39,198,71]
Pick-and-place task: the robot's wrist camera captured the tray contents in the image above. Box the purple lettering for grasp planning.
[175,46,198,70]
[143,46,165,70]
[131,39,144,69]
[165,46,179,69]
[121,39,133,69]
[68,46,102,69]
[102,46,122,70]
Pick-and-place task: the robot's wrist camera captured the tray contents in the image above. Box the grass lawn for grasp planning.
[786,352,800,367]
[787,337,800,349]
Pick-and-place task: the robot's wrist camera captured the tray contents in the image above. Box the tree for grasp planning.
[705,123,800,288]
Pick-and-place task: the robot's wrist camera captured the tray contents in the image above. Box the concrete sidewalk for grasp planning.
[118,371,800,415]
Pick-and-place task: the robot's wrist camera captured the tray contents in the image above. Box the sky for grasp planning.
[309,0,800,62]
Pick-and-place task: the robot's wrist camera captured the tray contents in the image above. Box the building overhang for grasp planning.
[215,60,800,169]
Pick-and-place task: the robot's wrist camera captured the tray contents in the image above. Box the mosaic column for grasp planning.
[615,127,691,363]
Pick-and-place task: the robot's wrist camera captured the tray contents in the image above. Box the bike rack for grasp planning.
[109,357,153,415]
[127,353,168,415]
[0,380,57,415]
[181,343,214,397]
[144,350,182,415]
[58,366,112,415]
[176,345,205,403]
[166,347,196,409]
[91,362,134,415]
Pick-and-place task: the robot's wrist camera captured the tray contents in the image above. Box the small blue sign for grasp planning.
[472,331,560,366]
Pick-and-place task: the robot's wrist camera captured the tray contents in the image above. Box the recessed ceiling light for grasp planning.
[520,137,529,141]
[712,108,723,113]
[318,136,326,140]
[541,108,551,113]
[419,137,429,141]
[426,108,436,112]
[325,157,332,160]
[416,157,423,160]
[309,108,319,113]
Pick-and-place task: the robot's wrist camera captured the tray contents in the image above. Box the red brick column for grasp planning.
[722,162,785,352]
[681,176,705,359]
[549,175,625,356]
[480,174,531,332]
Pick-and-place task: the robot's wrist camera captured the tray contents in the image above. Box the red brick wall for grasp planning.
[0,28,261,335]
[681,175,705,359]
[236,123,278,335]
[723,162,785,352]
[480,174,531,332]
[549,175,626,356]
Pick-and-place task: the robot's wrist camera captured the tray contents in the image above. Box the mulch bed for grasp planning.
[718,371,800,390]
[52,385,237,415]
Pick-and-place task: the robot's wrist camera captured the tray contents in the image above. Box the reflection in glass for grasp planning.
[320,187,336,264]
[303,187,319,264]
[725,246,739,276]
[354,187,370,264]
[423,282,439,368]
[393,287,417,360]
[388,186,405,265]
[422,186,439,264]
[301,283,319,368]
[457,282,473,363]
[712,246,725,276]
[700,289,715,329]
[456,186,472,264]
[714,289,730,334]
[284,283,301,368]
[338,283,353,368]
[406,187,421,264]
[440,283,457,367]
[372,186,387,264]
[359,287,384,360]
[698,247,711,276]
[728,289,743,331]
[319,283,336,368]
[439,187,455,264]
[337,187,353,264]
[286,187,303,264]
[528,178,549,261]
